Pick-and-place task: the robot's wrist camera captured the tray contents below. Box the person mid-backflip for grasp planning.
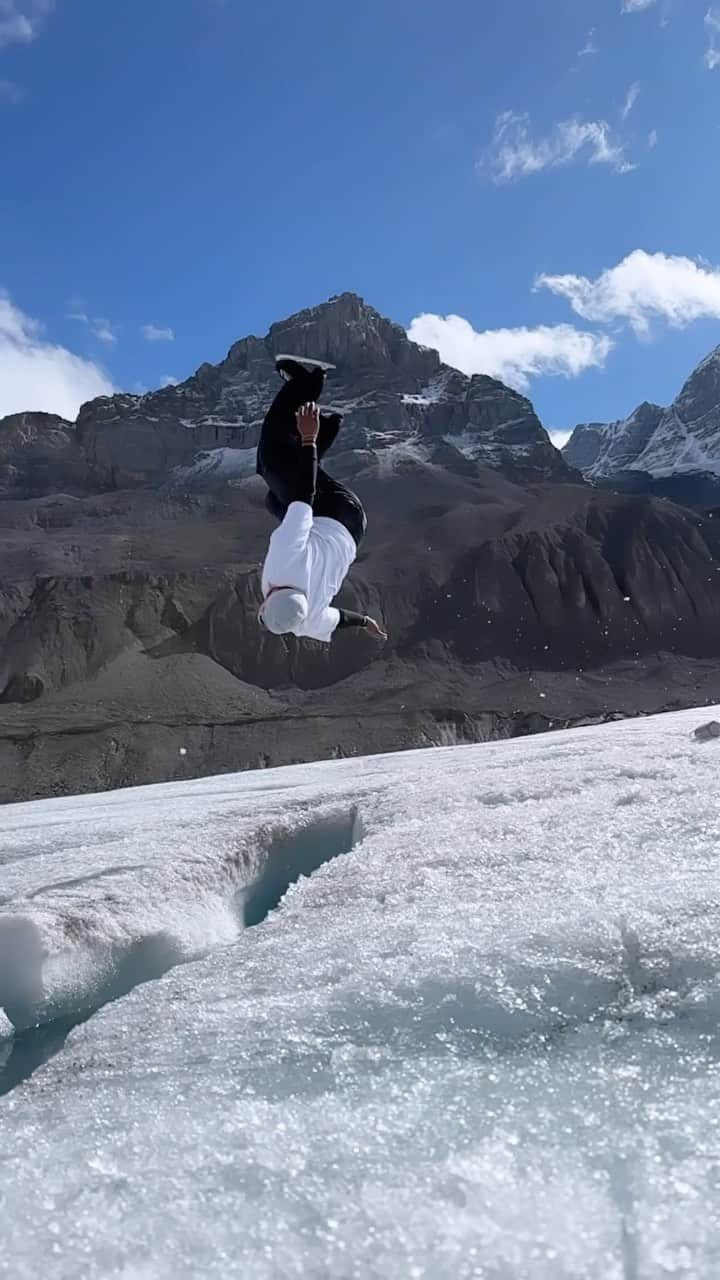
[256,356,387,643]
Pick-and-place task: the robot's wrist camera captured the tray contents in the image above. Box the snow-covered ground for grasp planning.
[2,708,720,1277]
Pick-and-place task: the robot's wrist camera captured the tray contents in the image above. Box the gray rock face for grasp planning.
[1,294,719,803]
[1,293,574,495]
[563,402,663,479]
[0,412,83,498]
[0,466,719,802]
[563,347,720,502]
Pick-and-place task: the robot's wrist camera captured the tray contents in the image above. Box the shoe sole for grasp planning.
[275,354,336,372]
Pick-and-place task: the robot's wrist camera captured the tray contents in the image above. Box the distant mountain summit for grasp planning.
[0,292,575,497]
[563,345,720,507]
[1,294,720,803]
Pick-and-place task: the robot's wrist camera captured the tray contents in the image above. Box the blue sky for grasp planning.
[2,0,720,439]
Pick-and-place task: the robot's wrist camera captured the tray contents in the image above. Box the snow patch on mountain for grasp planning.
[445,421,536,464]
[634,410,720,477]
[55,295,575,494]
[564,345,720,480]
[173,447,257,484]
[402,371,453,407]
[374,437,431,474]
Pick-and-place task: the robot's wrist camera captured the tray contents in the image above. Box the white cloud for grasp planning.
[0,11,32,46]
[0,0,53,49]
[0,291,114,420]
[67,310,119,345]
[578,28,598,57]
[536,249,720,336]
[92,320,118,346]
[142,324,175,342]
[160,375,179,387]
[648,128,659,148]
[705,7,720,67]
[621,0,657,11]
[621,83,641,120]
[482,112,634,183]
[0,77,21,102]
[407,313,612,392]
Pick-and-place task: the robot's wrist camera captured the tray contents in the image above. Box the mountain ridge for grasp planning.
[563,345,720,506]
[2,292,576,497]
[0,293,719,802]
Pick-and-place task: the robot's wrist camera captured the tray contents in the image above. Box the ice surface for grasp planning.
[2,709,720,1276]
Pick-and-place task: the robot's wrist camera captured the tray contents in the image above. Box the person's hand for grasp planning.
[365,616,388,642]
[296,402,320,444]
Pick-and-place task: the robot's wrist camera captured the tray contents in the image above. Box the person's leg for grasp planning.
[257,364,325,471]
[317,411,343,460]
[256,362,326,507]
[313,469,367,547]
[278,358,342,459]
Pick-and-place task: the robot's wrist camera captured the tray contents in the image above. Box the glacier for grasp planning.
[2,708,720,1277]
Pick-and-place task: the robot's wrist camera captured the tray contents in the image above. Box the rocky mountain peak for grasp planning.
[3,306,720,803]
[562,342,720,504]
[675,344,720,420]
[563,400,664,480]
[0,410,83,498]
[225,292,441,382]
[0,294,575,496]
[632,400,664,422]
[0,411,71,435]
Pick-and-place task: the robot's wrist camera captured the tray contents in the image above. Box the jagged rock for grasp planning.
[564,402,663,478]
[693,720,720,741]
[563,347,720,507]
[0,473,719,710]
[0,412,84,497]
[1,293,574,495]
[0,295,719,803]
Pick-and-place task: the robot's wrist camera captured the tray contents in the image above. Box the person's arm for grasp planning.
[336,609,369,630]
[272,501,313,555]
[301,606,389,644]
[294,403,319,506]
[294,439,318,505]
[270,404,318,557]
[336,610,388,640]
[302,606,340,643]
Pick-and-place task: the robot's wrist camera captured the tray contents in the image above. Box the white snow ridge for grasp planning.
[172,445,257,484]
[2,707,720,1277]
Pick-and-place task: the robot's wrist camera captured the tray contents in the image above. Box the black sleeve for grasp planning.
[336,608,368,630]
[295,442,318,505]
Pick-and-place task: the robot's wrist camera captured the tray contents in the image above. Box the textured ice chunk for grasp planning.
[2,709,720,1276]
[693,719,720,741]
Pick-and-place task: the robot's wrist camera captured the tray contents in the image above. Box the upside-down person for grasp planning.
[256,356,387,643]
